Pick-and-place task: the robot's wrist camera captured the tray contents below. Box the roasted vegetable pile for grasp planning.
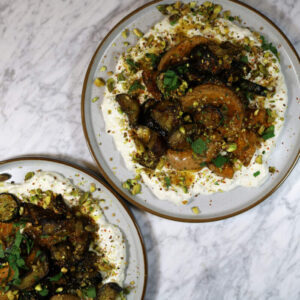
[116,36,275,179]
[0,193,122,300]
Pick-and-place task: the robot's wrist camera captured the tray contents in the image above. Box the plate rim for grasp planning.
[81,0,300,223]
[0,155,148,299]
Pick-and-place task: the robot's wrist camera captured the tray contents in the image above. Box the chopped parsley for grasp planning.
[262,125,275,140]
[169,14,180,26]
[163,70,180,91]
[164,177,171,189]
[253,171,261,177]
[38,288,49,297]
[260,35,279,58]
[125,58,139,72]
[244,45,251,52]
[128,80,145,94]
[83,286,97,298]
[240,55,248,63]
[145,53,160,68]
[49,272,63,282]
[191,138,207,155]
[212,155,228,168]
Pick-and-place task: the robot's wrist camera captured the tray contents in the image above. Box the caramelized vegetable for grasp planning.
[50,296,80,300]
[235,130,259,166]
[15,251,49,290]
[168,124,202,151]
[167,134,222,170]
[0,174,11,182]
[158,36,209,71]
[208,163,234,179]
[0,193,20,223]
[193,105,223,129]
[167,149,206,170]
[98,283,122,300]
[142,70,162,100]
[180,84,244,139]
[116,94,140,125]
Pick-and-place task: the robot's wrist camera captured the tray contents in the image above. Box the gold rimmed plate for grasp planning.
[0,156,147,299]
[82,0,300,222]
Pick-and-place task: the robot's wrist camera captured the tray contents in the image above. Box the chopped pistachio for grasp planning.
[223,10,231,19]
[179,126,186,134]
[90,183,96,193]
[107,71,114,76]
[100,66,107,72]
[227,143,237,152]
[35,284,42,292]
[269,166,276,173]
[123,41,130,47]
[61,267,68,273]
[25,171,35,181]
[122,181,131,190]
[258,125,265,135]
[56,288,63,293]
[94,77,105,87]
[131,184,141,195]
[133,28,143,38]
[122,29,129,38]
[190,2,196,8]
[191,206,200,215]
[255,155,263,164]
[106,78,115,92]
[92,96,99,103]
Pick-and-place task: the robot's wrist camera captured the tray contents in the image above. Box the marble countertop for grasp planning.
[0,0,299,299]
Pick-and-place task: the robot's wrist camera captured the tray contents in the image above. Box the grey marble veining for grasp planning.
[0,0,299,299]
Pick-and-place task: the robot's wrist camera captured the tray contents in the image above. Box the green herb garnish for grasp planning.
[240,55,248,63]
[191,138,207,155]
[126,58,139,72]
[163,70,180,91]
[212,155,228,168]
[128,80,145,94]
[244,45,251,52]
[262,125,275,140]
[145,53,160,68]
[49,272,63,282]
[260,35,279,58]
[253,171,261,177]
[117,72,126,82]
[83,286,97,298]
[164,177,171,189]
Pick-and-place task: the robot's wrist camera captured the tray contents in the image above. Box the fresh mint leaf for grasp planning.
[126,58,139,72]
[262,125,275,140]
[128,80,145,94]
[260,35,279,58]
[83,286,96,298]
[164,177,171,189]
[49,272,63,282]
[253,171,261,177]
[163,70,180,91]
[191,138,207,155]
[145,53,160,68]
[212,155,228,168]
[240,55,248,63]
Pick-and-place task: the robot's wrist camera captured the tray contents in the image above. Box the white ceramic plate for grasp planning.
[82,0,300,222]
[0,157,147,299]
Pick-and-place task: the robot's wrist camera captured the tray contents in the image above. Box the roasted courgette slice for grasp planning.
[0,193,20,223]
